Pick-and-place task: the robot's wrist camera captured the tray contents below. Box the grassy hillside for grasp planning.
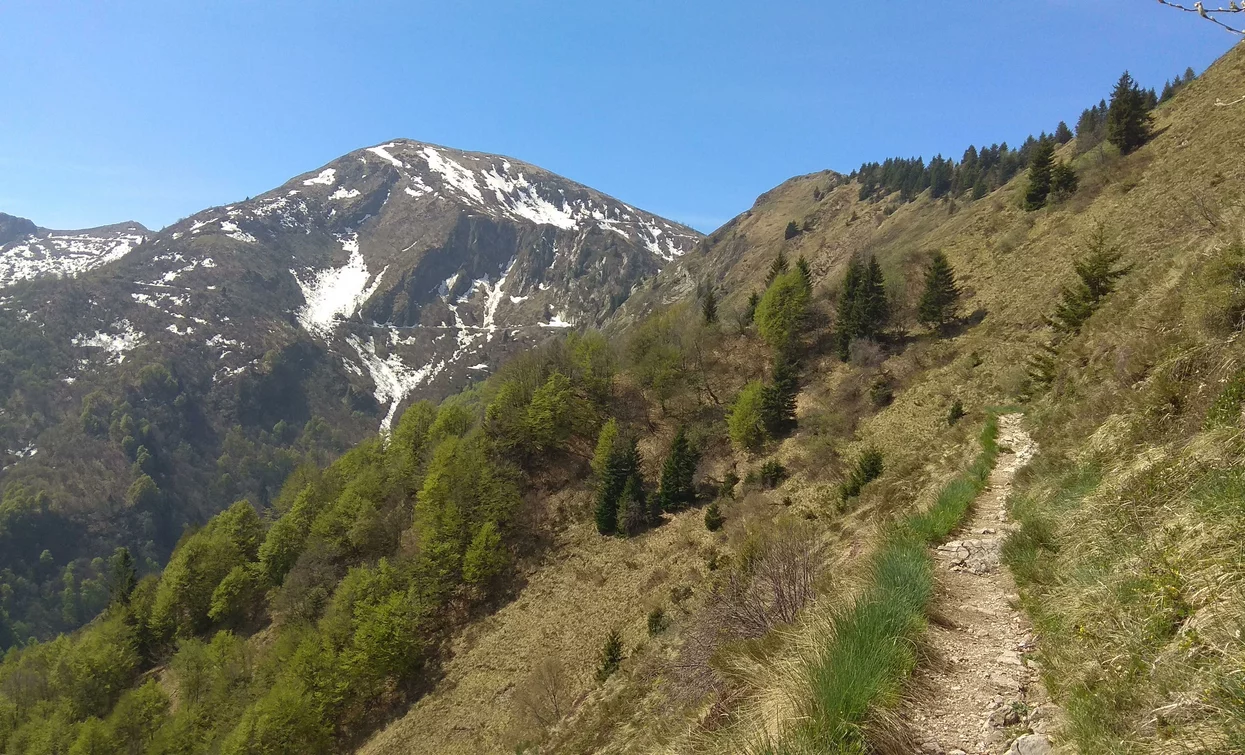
[3,40,1244,755]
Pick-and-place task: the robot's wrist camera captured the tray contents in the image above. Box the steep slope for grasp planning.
[355,49,1245,755]
[0,140,699,645]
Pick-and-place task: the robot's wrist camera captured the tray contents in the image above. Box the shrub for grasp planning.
[947,399,965,425]
[647,607,668,635]
[704,502,724,532]
[719,471,740,499]
[868,373,894,408]
[784,221,799,240]
[595,630,624,682]
[840,448,884,502]
[759,459,787,489]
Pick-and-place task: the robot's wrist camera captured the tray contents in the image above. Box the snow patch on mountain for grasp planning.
[303,168,337,186]
[367,144,408,169]
[0,229,146,288]
[220,221,257,244]
[419,146,484,204]
[73,320,143,363]
[346,334,445,433]
[329,186,361,200]
[293,233,388,338]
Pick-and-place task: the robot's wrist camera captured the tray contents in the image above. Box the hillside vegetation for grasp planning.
[3,40,1245,755]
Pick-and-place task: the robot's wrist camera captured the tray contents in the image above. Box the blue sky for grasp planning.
[0,1,1237,233]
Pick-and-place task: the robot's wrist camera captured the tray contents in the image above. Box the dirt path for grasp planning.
[905,414,1060,755]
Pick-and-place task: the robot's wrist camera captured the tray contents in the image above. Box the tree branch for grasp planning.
[1157,0,1245,34]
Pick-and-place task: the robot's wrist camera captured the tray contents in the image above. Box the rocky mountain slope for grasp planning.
[0,140,699,642]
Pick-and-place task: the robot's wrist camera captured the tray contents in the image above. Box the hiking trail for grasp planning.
[906,414,1060,755]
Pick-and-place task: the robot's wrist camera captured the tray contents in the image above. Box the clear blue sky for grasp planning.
[0,1,1237,233]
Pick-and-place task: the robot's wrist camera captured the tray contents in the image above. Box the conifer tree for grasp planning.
[1054,121,1073,144]
[855,256,889,339]
[766,251,789,287]
[784,220,800,240]
[1050,226,1131,333]
[761,356,799,436]
[1107,71,1151,156]
[1049,162,1079,201]
[795,255,812,290]
[616,473,648,535]
[835,256,887,360]
[701,288,718,325]
[744,291,760,325]
[658,426,699,513]
[835,256,865,360]
[1023,139,1055,211]
[971,178,988,200]
[108,547,137,607]
[595,435,640,535]
[596,630,624,681]
[917,251,961,330]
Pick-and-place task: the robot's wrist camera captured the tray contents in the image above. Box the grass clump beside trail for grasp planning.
[759,416,1001,754]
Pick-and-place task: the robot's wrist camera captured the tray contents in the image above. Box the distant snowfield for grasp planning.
[0,230,146,288]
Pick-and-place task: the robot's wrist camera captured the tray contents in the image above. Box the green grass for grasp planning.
[759,416,1003,753]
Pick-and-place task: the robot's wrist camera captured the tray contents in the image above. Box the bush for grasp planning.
[947,399,965,426]
[595,630,624,682]
[718,471,740,499]
[647,607,668,635]
[704,502,724,532]
[840,448,884,502]
[759,459,787,489]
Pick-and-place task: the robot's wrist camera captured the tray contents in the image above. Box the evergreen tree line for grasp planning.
[854,65,1195,206]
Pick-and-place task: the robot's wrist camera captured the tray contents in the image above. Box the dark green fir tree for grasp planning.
[1023,138,1055,211]
[658,426,699,513]
[917,251,961,330]
[1107,71,1152,155]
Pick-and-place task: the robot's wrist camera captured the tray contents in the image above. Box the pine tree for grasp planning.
[835,256,865,360]
[108,547,137,606]
[1049,226,1131,333]
[917,251,961,330]
[595,436,640,535]
[596,630,624,681]
[795,255,812,290]
[855,256,889,340]
[835,256,888,360]
[1049,162,1079,201]
[1054,121,1073,144]
[1143,87,1159,111]
[971,178,988,200]
[1023,139,1055,211]
[616,473,648,535]
[701,288,718,325]
[658,426,699,513]
[1107,71,1152,156]
[761,356,799,436]
[744,291,760,324]
[703,502,724,531]
[784,220,800,240]
[766,251,789,287]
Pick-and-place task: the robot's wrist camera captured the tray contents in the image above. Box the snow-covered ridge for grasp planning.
[325,141,701,261]
[0,228,147,288]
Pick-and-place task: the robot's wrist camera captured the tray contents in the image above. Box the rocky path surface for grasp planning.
[907,414,1062,755]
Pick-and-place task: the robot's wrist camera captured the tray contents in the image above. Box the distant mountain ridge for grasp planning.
[0,140,701,644]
